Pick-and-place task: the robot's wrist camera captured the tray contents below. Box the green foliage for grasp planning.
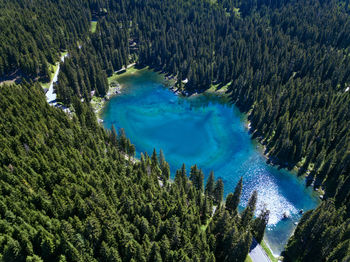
[90,21,98,33]
[0,83,261,261]
[189,165,204,192]
[41,0,350,216]
[213,179,224,204]
[284,199,349,262]
[56,46,109,104]
[252,206,270,243]
[159,150,170,182]
[2,0,350,260]
[208,207,254,262]
[226,177,243,215]
[0,0,90,79]
[205,171,215,197]
[240,191,258,229]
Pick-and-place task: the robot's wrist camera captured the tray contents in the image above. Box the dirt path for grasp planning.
[45,53,68,105]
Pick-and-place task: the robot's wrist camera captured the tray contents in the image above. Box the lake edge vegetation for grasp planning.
[1,0,350,261]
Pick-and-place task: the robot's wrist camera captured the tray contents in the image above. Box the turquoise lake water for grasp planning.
[101,68,320,255]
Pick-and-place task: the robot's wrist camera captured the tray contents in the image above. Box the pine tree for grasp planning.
[198,169,204,192]
[175,164,187,190]
[189,165,204,191]
[190,164,199,187]
[225,177,243,215]
[160,161,170,181]
[201,196,209,224]
[213,179,224,204]
[252,206,270,243]
[149,243,162,262]
[240,190,257,229]
[159,149,165,167]
[205,171,215,197]
[111,124,118,147]
[152,148,158,167]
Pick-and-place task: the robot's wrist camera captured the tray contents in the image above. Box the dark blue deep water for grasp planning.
[101,68,319,255]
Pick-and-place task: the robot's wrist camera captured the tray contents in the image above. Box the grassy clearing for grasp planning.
[40,62,59,89]
[244,255,253,262]
[49,63,59,78]
[233,7,241,18]
[90,21,97,33]
[261,240,279,262]
[200,219,211,232]
[108,65,144,84]
[90,96,104,115]
[40,82,50,90]
[40,51,67,89]
[206,81,231,95]
[92,66,144,116]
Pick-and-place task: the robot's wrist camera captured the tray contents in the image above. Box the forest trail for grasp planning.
[45,53,68,105]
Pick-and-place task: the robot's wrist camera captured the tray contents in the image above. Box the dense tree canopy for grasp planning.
[44,0,350,208]
[1,0,350,260]
[0,0,91,80]
[0,84,266,261]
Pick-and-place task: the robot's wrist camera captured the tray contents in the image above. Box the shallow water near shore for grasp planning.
[101,68,319,255]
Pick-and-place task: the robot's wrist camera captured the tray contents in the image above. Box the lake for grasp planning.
[101,68,319,255]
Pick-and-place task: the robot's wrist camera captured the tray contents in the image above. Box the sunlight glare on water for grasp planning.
[101,69,319,254]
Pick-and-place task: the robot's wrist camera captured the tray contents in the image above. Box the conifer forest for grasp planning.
[0,0,350,261]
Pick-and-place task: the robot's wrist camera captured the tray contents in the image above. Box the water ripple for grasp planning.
[101,69,319,254]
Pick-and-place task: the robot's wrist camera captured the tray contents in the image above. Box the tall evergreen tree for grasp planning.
[205,171,215,197]
[225,177,243,215]
[240,190,258,229]
[213,179,224,204]
[252,206,270,243]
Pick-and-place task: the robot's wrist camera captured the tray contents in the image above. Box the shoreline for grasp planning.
[92,65,177,119]
[91,64,141,120]
[94,66,320,194]
[92,67,308,258]
[94,64,322,191]
[91,84,122,121]
[243,117,324,203]
[244,117,301,176]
